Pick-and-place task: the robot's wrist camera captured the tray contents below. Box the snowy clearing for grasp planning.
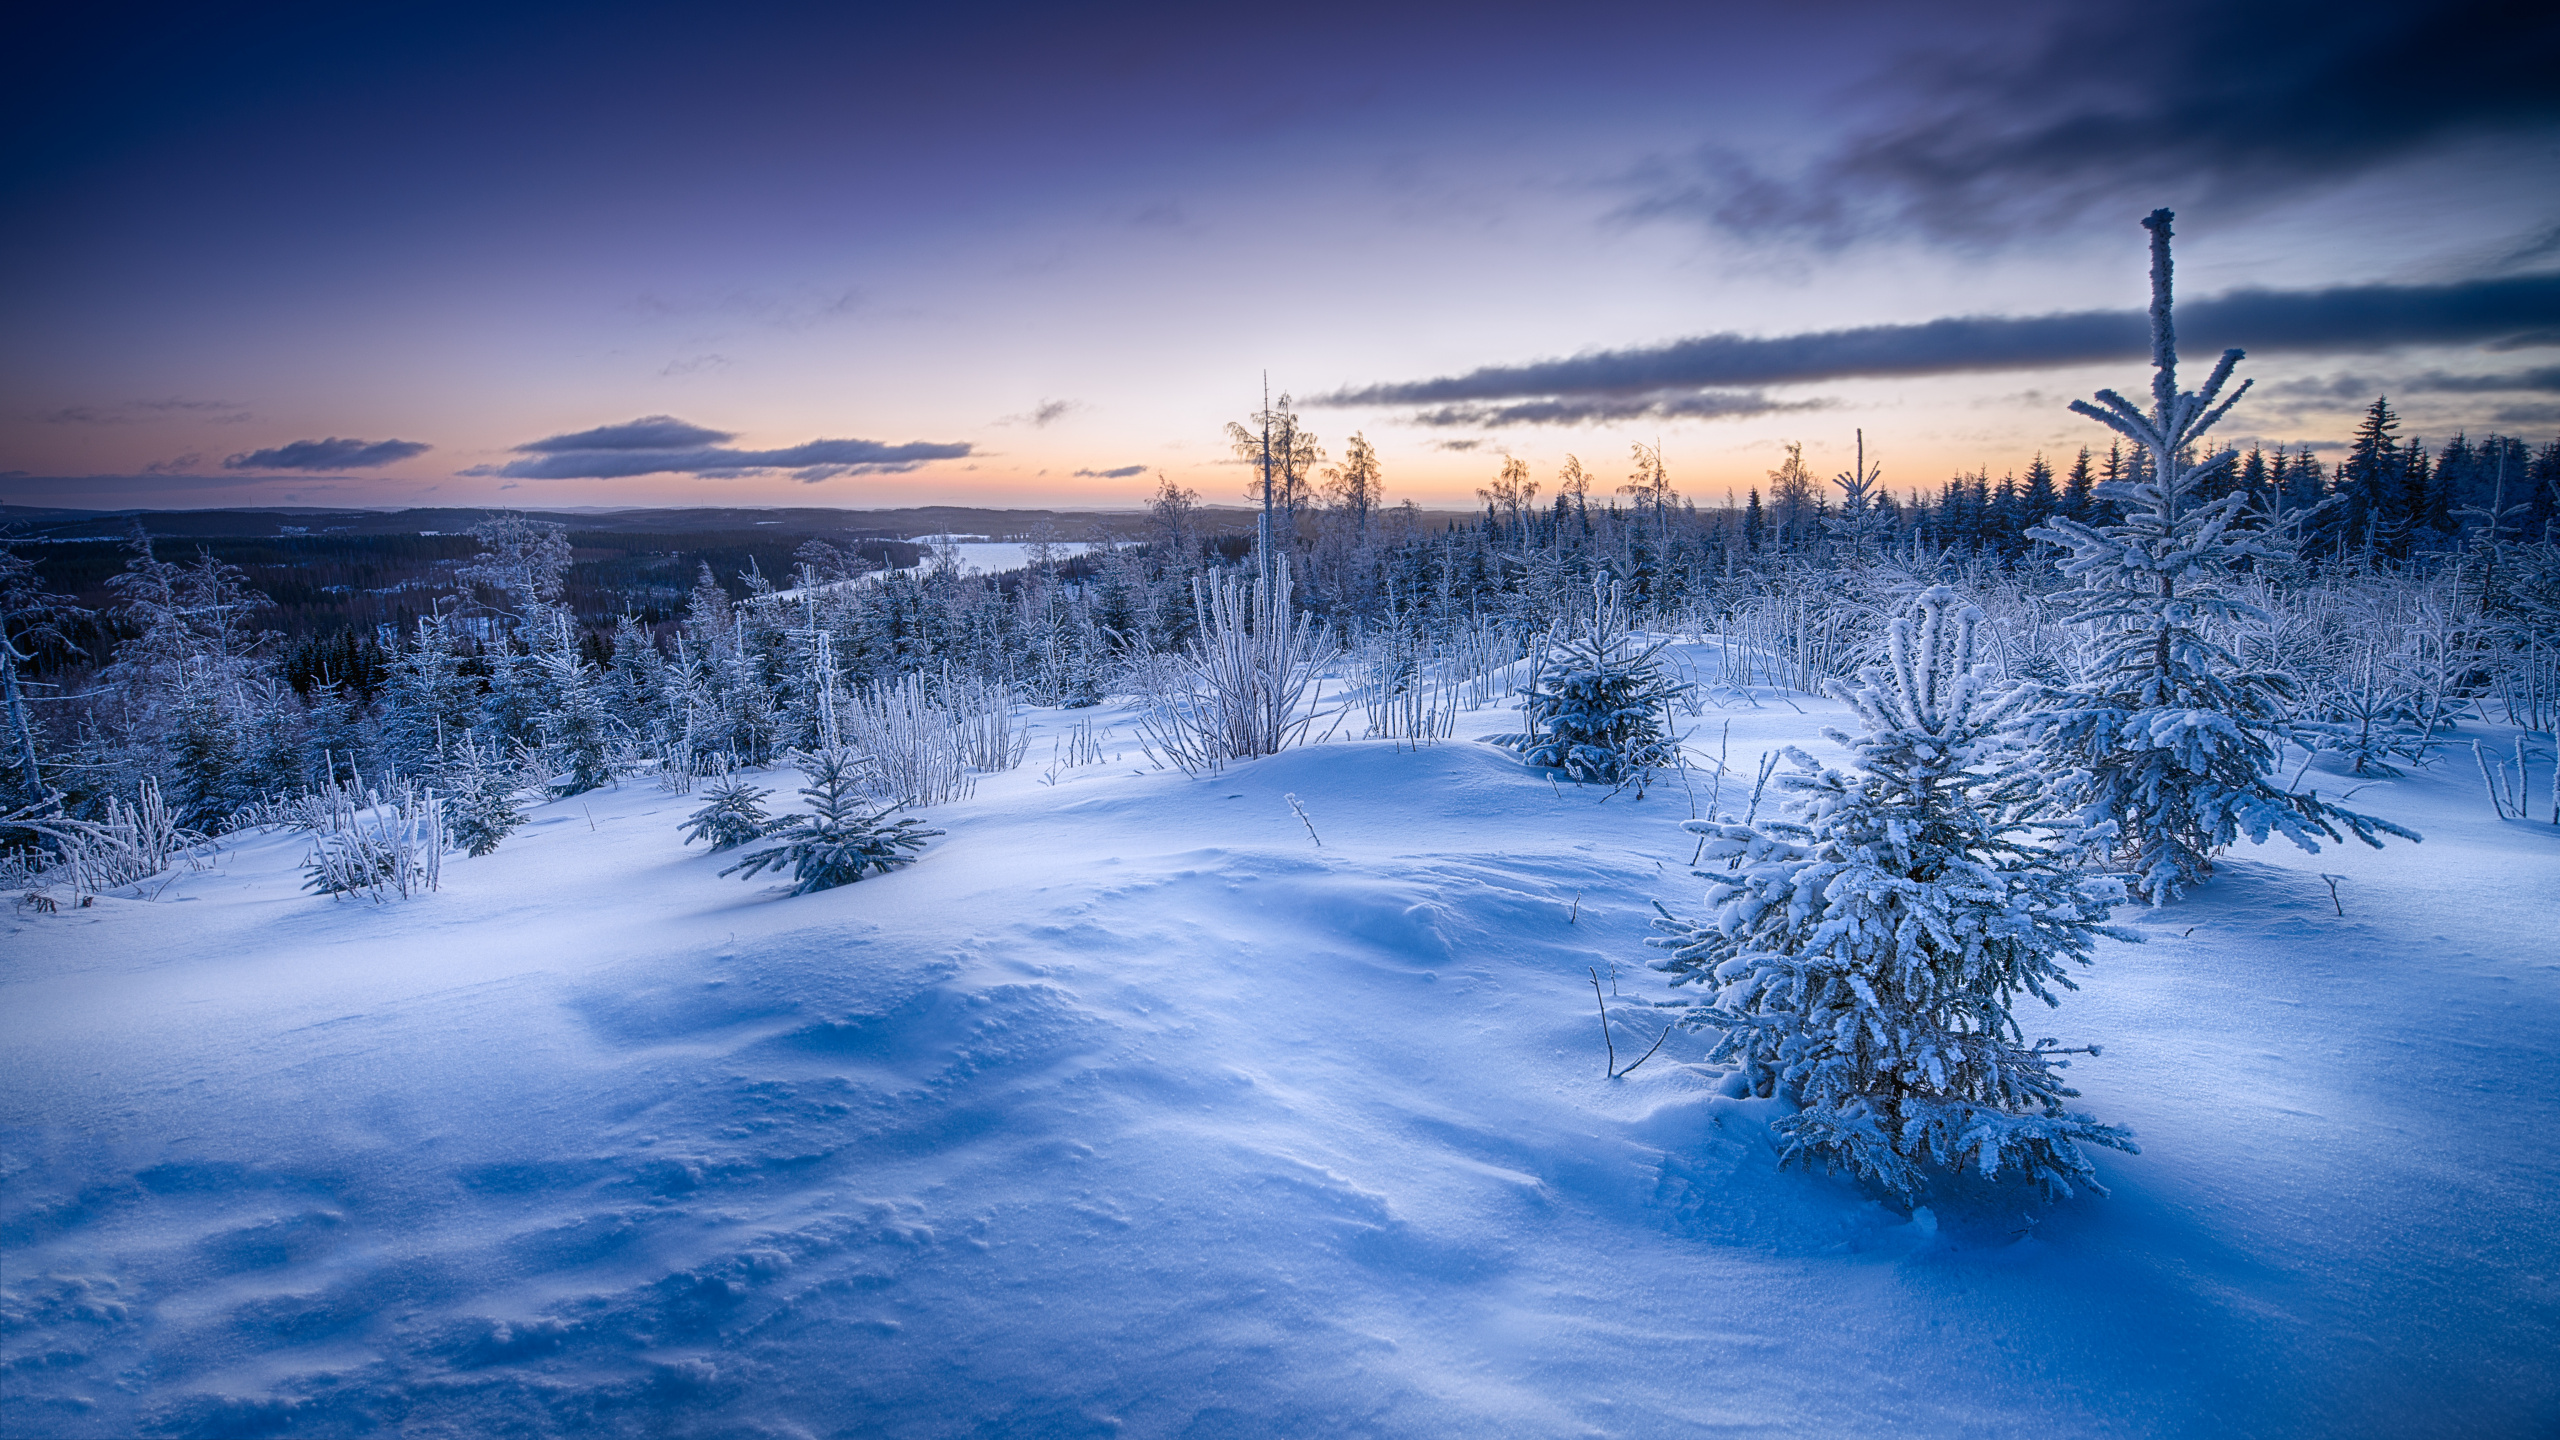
[5,666,2558,1439]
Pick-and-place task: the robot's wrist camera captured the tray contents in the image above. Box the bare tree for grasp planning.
[1322,432,1382,537]
[1148,471,1201,565]
[1225,391,1322,569]
[1479,455,1539,532]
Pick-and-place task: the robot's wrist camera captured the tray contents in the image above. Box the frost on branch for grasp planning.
[681,774,775,852]
[1491,578,1688,789]
[1651,586,2137,1199]
[720,747,940,895]
[2025,208,2418,902]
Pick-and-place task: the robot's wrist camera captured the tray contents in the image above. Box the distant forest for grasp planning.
[1,506,1199,687]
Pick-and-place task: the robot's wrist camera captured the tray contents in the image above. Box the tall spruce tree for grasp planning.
[1652,587,2136,1198]
[2025,210,2418,902]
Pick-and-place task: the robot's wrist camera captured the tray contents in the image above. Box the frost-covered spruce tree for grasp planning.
[1492,580,1688,786]
[1651,587,2137,1199]
[378,615,480,778]
[2026,209,2417,903]
[440,735,527,857]
[535,617,618,796]
[721,747,940,894]
[680,774,773,852]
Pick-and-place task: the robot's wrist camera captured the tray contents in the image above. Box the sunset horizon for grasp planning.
[8,2,2553,516]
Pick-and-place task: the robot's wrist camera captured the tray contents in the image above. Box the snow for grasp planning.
[765,543,1091,603]
[6,650,2558,1438]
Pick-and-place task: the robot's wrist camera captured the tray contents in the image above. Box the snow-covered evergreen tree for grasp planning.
[1652,586,2137,1199]
[721,747,939,894]
[681,774,774,852]
[0,541,83,808]
[2025,209,2417,902]
[477,641,550,751]
[440,735,527,857]
[1492,580,1687,786]
[163,680,245,829]
[604,613,669,742]
[302,679,370,788]
[234,677,307,802]
[378,615,481,777]
[534,616,618,796]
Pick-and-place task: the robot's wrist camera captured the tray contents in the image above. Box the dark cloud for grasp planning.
[1320,274,2560,408]
[2491,401,2560,428]
[1073,465,1147,478]
[474,416,971,479]
[517,415,734,452]
[660,353,730,377]
[143,452,206,474]
[223,437,431,470]
[1409,390,1823,429]
[1621,1,2560,245]
[41,398,252,425]
[2265,366,2560,403]
[999,399,1080,428]
[2500,224,2560,269]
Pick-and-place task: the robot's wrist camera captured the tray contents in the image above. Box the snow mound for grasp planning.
[5,696,2557,1437]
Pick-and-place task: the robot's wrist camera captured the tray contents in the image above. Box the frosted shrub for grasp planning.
[1136,556,1333,776]
[1492,580,1688,788]
[11,778,207,896]
[301,782,443,902]
[1349,623,1458,746]
[845,673,975,807]
[1651,588,2137,1199]
[722,747,940,895]
[946,672,1029,773]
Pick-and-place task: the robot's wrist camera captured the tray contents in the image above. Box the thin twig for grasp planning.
[1285,792,1321,847]
[1589,968,1616,1075]
[1617,1025,1671,1077]
[1590,966,1670,1078]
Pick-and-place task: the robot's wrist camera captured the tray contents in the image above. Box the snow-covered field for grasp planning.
[5,654,2557,1438]
[914,540,1092,576]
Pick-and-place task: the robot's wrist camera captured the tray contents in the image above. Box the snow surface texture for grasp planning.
[4,645,2557,1438]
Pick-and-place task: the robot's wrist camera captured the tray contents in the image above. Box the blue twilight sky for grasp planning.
[3,0,2555,512]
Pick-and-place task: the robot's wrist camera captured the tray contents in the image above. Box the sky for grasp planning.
[3,0,2555,513]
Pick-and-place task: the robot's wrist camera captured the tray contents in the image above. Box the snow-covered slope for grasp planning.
[5,677,2557,1438]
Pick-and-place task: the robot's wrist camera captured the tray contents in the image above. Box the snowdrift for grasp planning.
[5,685,2557,1438]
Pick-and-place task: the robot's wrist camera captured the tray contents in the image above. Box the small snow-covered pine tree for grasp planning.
[681,774,773,852]
[1492,580,1687,786]
[2026,210,2417,902]
[721,747,939,894]
[1651,586,2137,1199]
[440,734,527,857]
